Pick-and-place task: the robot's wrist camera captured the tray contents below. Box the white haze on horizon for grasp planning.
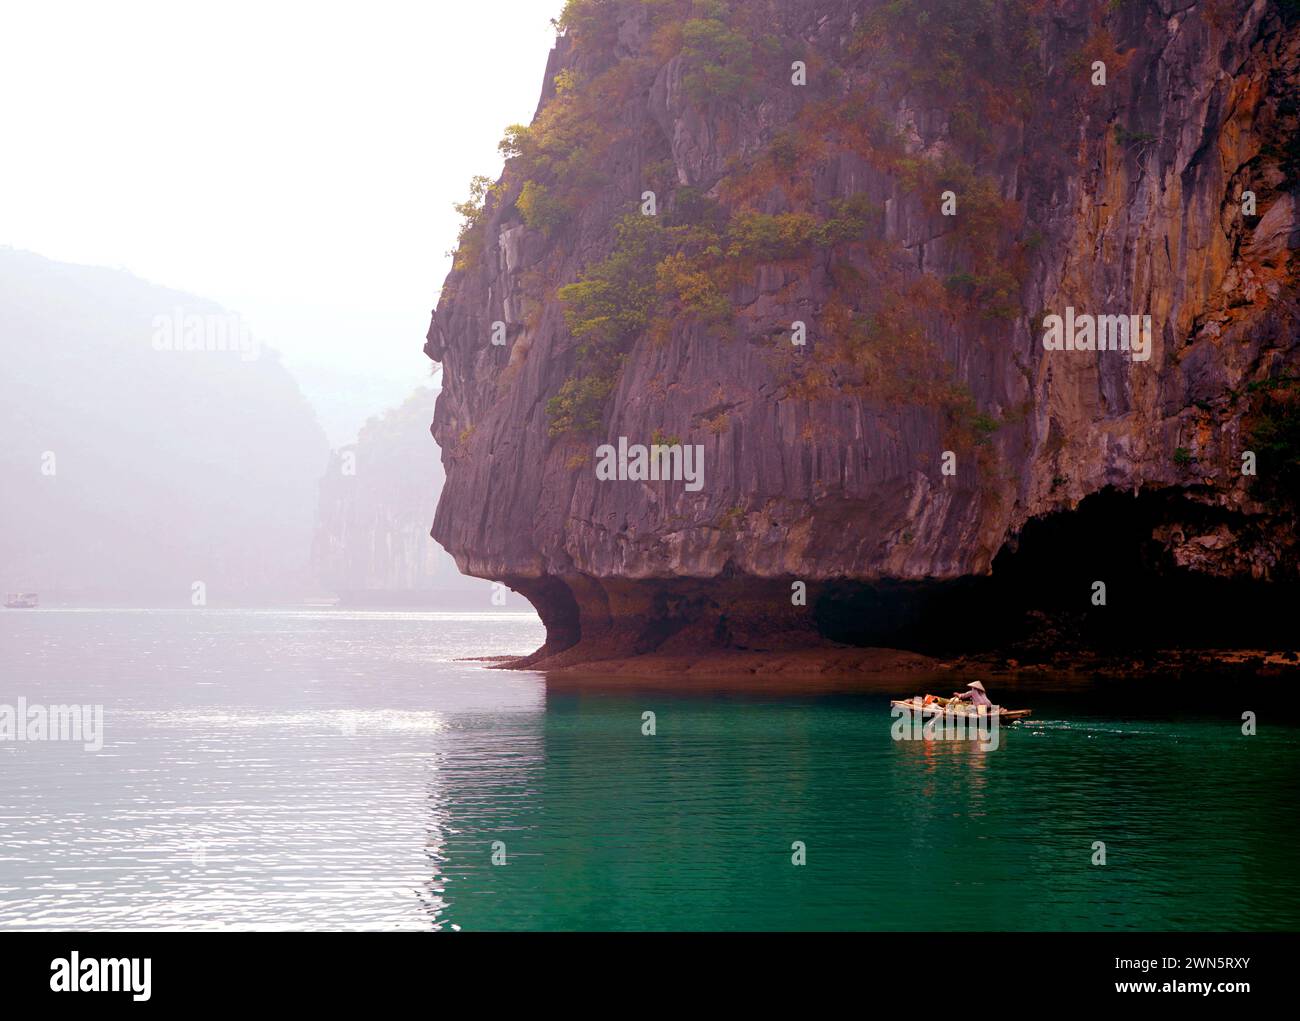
[0,0,566,445]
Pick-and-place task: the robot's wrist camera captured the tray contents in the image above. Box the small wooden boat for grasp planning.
[3,592,38,609]
[891,695,1032,722]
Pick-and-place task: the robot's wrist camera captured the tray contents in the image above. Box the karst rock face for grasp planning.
[426,0,1300,663]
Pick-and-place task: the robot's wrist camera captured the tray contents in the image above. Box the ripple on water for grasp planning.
[1,610,1297,930]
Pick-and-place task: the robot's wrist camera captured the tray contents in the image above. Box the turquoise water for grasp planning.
[1,608,1296,930]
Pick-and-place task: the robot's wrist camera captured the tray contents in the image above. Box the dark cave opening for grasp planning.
[815,488,1297,656]
[505,490,1294,663]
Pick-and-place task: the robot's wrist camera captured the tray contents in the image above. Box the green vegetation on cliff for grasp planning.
[1244,377,1300,508]
[476,1,1041,435]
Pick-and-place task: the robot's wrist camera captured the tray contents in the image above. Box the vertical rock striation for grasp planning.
[426,0,1300,664]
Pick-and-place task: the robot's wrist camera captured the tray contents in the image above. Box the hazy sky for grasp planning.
[0,0,565,442]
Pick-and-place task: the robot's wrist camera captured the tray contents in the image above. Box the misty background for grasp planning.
[0,0,564,605]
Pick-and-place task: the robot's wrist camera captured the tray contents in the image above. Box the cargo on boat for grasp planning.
[3,593,39,609]
[890,695,1032,722]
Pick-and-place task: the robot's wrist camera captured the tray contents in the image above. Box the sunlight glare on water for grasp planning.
[1,608,1296,931]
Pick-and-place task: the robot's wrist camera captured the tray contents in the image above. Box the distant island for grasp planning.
[0,248,326,605]
[311,387,504,609]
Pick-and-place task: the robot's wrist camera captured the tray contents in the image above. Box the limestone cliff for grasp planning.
[426,0,1300,663]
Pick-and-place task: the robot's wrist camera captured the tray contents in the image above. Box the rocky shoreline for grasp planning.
[465,642,1300,685]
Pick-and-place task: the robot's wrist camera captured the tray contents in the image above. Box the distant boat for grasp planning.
[3,593,39,608]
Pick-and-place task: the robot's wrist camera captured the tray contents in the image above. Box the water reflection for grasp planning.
[2,609,1297,931]
[419,688,546,930]
[0,608,548,930]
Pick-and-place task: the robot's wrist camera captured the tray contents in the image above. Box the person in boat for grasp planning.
[952,680,993,708]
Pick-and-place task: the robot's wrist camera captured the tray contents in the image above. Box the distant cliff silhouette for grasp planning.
[312,387,501,608]
[0,248,328,603]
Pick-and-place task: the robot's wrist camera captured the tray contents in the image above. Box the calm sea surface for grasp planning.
[1,608,1296,931]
